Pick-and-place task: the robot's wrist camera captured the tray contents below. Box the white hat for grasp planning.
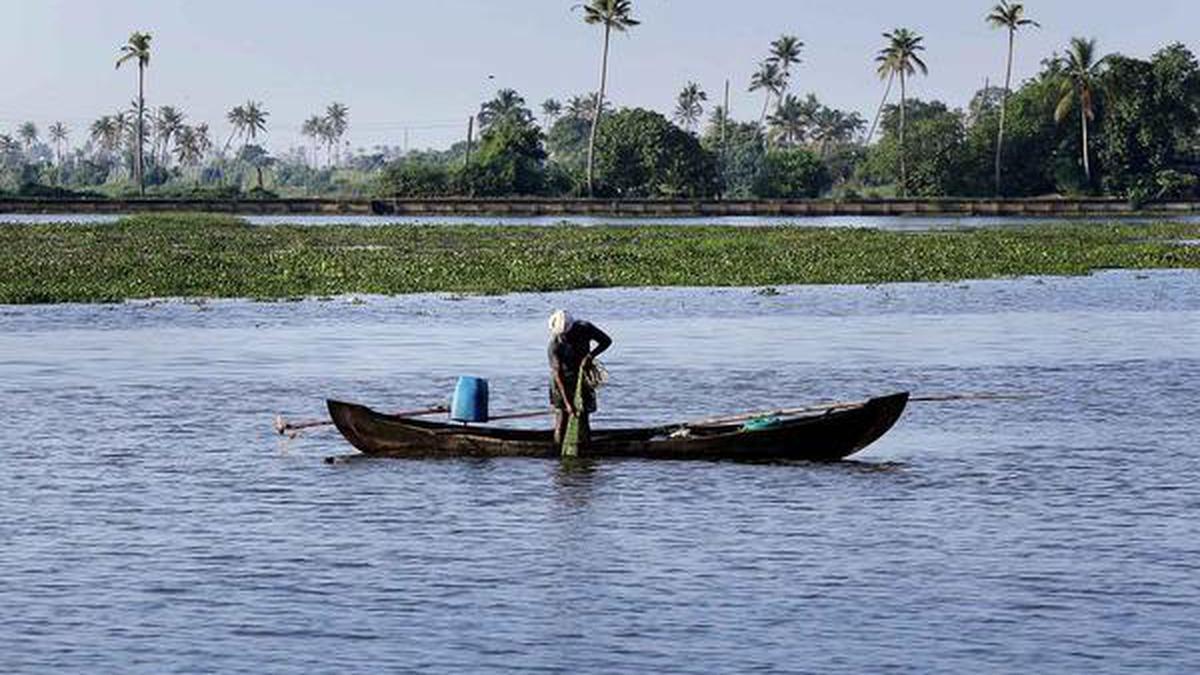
[548,309,575,336]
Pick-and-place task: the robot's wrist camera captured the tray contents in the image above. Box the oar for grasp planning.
[274,404,449,437]
[685,392,1036,428]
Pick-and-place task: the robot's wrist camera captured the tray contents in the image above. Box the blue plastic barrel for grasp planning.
[450,376,489,423]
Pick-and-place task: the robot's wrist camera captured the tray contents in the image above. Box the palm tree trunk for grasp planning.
[586,23,612,198]
[995,29,1014,196]
[136,64,145,195]
[867,72,895,145]
[759,93,771,129]
[1081,103,1091,182]
[899,70,907,197]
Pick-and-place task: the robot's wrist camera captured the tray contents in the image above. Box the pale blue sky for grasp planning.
[3,0,1198,152]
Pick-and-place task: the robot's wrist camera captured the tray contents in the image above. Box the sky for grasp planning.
[3,0,1200,153]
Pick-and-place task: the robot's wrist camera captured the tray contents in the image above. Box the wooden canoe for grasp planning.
[326,392,909,462]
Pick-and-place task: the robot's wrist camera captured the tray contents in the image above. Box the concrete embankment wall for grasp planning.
[5,197,1200,217]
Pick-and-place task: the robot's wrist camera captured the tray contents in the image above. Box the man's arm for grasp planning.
[554,369,575,416]
[550,344,576,415]
[587,324,613,359]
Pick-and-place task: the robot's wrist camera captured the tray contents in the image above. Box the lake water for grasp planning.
[4,212,1200,230]
[2,270,1198,674]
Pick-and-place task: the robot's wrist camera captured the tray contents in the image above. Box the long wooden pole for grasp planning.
[274,405,553,437]
[275,404,449,436]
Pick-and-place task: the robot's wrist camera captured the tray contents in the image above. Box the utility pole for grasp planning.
[464,116,475,197]
[464,116,474,168]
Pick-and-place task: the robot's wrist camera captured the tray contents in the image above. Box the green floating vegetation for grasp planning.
[0,213,1198,304]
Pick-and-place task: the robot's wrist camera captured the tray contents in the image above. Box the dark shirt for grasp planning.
[548,320,612,410]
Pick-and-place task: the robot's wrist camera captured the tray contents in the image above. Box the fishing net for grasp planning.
[582,360,608,389]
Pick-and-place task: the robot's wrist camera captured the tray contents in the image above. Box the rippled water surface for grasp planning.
[2,271,1198,674]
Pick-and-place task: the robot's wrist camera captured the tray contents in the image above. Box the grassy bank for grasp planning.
[0,213,1198,304]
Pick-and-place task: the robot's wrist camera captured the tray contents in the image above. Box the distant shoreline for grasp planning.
[6,197,1200,219]
[0,213,1197,305]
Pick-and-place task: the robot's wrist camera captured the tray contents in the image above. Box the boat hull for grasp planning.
[326,392,909,462]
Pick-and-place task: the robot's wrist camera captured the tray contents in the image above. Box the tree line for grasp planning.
[5,1,1200,202]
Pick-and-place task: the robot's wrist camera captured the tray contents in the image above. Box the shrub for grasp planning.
[594,108,719,198]
[753,148,832,198]
[378,160,453,197]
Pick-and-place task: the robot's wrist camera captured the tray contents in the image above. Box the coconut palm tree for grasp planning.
[173,125,202,173]
[1055,37,1109,183]
[112,111,131,153]
[115,31,152,194]
[987,2,1040,195]
[241,101,269,150]
[225,102,267,156]
[224,104,247,154]
[566,93,610,123]
[193,123,212,161]
[48,123,69,165]
[152,106,185,167]
[89,117,111,156]
[766,94,815,147]
[579,0,641,197]
[768,35,804,103]
[875,28,928,197]
[566,95,590,121]
[811,107,865,158]
[301,115,326,167]
[673,82,707,132]
[541,98,563,130]
[17,122,38,156]
[89,116,122,161]
[478,89,533,130]
[325,102,349,164]
[749,61,786,127]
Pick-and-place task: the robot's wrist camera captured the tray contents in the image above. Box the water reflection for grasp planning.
[554,458,600,510]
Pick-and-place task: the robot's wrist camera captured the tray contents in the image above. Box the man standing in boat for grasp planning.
[548,310,612,447]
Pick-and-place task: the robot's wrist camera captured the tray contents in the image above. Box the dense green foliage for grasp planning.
[860,101,973,196]
[593,109,718,198]
[701,119,766,198]
[860,43,1200,199]
[1,213,1197,304]
[378,160,453,197]
[753,148,832,198]
[462,118,550,196]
